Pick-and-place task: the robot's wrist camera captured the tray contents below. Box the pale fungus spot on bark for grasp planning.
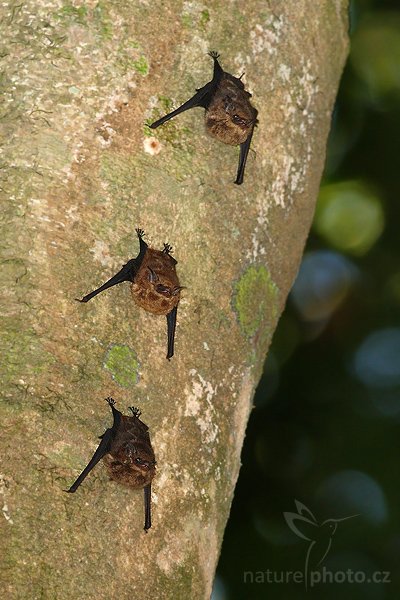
[143,136,162,155]
[184,369,219,445]
[250,15,284,57]
[0,475,14,525]
[91,239,113,267]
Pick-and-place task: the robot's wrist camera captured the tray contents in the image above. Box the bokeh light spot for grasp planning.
[353,328,400,389]
[350,13,400,106]
[314,181,384,255]
[316,470,387,525]
[211,575,227,600]
[291,250,357,321]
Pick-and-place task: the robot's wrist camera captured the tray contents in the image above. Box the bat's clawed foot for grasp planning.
[163,242,173,255]
[208,50,220,60]
[136,228,145,239]
[75,297,87,303]
[106,397,116,408]
[129,406,142,418]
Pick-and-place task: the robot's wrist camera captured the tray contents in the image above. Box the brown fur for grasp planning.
[103,415,156,489]
[205,77,257,146]
[131,247,181,315]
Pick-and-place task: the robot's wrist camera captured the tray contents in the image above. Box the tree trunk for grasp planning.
[1,1,348,598]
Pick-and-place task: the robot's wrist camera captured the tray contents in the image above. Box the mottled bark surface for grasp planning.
[0,1,348,598]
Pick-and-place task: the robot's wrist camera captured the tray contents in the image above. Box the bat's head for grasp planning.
[106,442,156,488]
[147,267,183,299]
[129,444,157,483]
[132,249,184,316]
[205,78,258,146]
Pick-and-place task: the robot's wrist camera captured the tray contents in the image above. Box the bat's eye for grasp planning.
[232,114,246,126]
[135,456,150,470]
[155,284,171,296]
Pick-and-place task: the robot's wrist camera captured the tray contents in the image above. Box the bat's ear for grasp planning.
[147,267,159,283]
[172,286,185,296]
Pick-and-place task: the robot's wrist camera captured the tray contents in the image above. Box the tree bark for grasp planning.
[1,1,348,598]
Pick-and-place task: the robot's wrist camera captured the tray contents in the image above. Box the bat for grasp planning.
[65,397,156,532]
[76,228,184,359]
[149,51,258,185]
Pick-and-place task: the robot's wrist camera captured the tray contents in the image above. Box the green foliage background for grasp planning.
[216,1,400,598]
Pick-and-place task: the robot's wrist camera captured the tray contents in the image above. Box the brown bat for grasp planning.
[149,51,258,185]
[65,397,156,532]
[76,228,183,359]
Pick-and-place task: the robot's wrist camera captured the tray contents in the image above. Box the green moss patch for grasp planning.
[233,265,279,338]
[103,344,139,387]
[133,55,149,76]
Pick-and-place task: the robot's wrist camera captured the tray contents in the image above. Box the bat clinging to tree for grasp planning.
[149,51,258,185]
[76,228,183,359]
[65,397,156,532]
